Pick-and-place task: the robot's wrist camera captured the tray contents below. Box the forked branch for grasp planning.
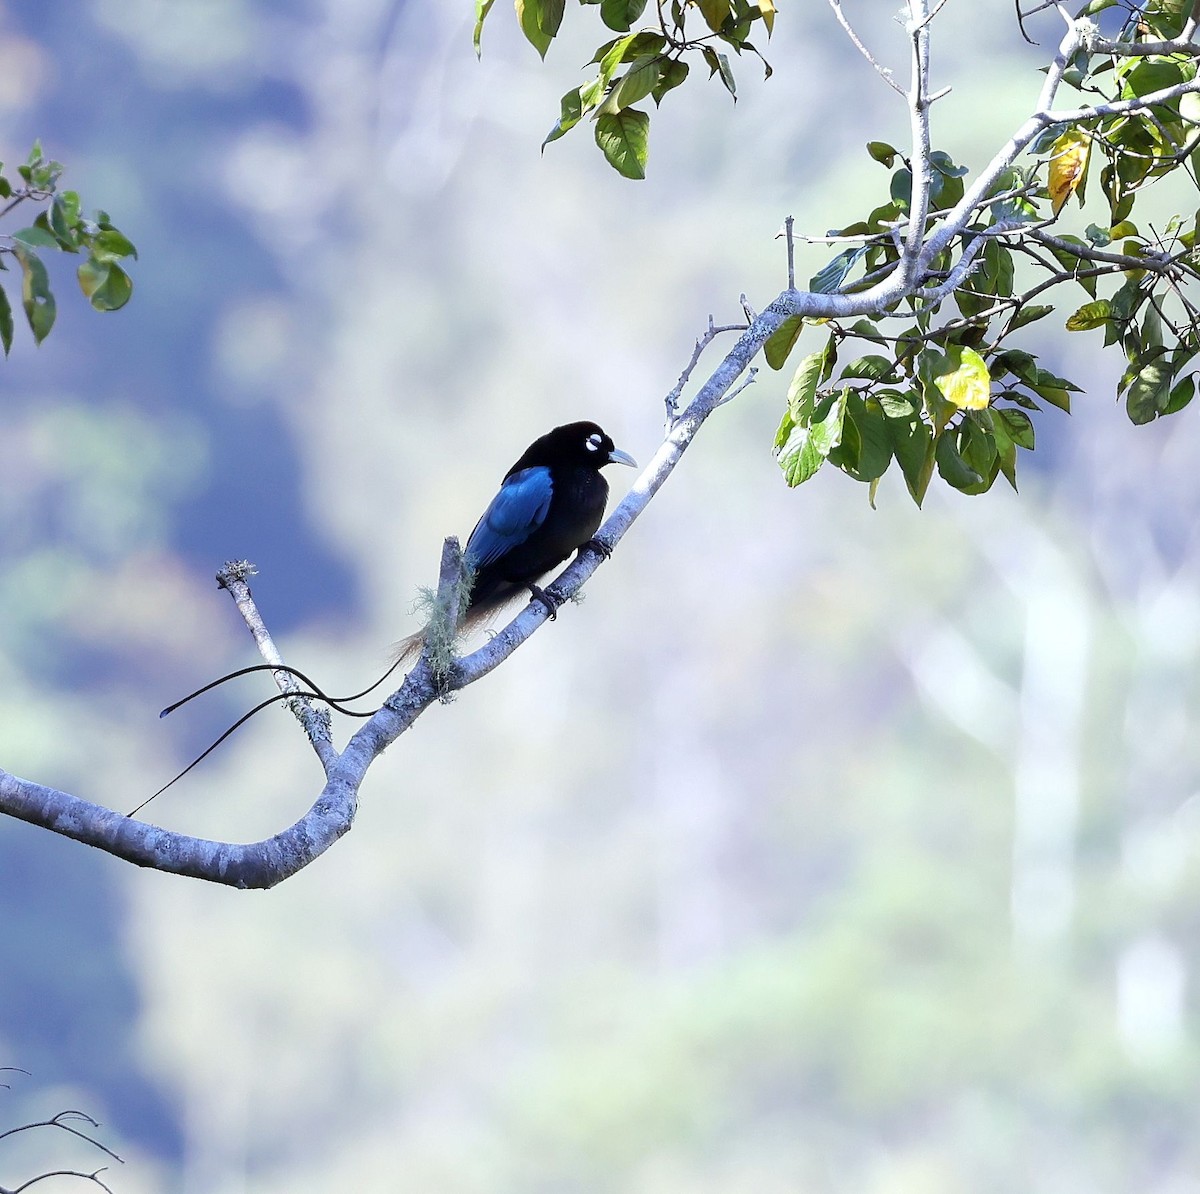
[1,0,1196,884]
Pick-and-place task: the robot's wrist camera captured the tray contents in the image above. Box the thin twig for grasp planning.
[826,0,904,93]
[0,1113,121,1164]
[8,1168,114,1194]
[911,0,955,31]
[215,560,335,767]
[663,315,748,428]
[1031,228,1183,274]
[715,367,758,407]
[791,230,896,246]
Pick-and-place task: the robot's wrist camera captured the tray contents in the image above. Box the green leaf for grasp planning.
[809,246,867,295]
[600,0,648,30]
[1109,275,1142,323]
[516,0,561,57]
[772,407,793,453]
[785,345,827,421]
[888,412,935,507]
[697,0,731,32]
[12,225,59,250]
[700,46,737,99]
[999,388,1042,412]
[1101,160,1136,225]
[867,141,898,167]
[596,32,662,80]
[538,0,566,37]
[930,151,969,179]
[839,355,895,382]
[928,150,967,211]
[594,108,650,178]
[831,393,891,482]
[981,238,1014,298]
[14,246,55,344]
[918,350,955,433]
[828,401,861,472]
[988,408,1019,490]
[1043,234,1098,297]
[1030,387,1071,413]
[1008,304,1054,332]
[1141,300,1163,350]
[473,0,495,55]
[91,228,137,263]
[78,258,133,311]
[1065,299,1112,331]
[954,286,991,319]
[988,166,1040,222]
[936,429,985,492]
[934,344,992,410]
[877,389,917,419]
[764,314,804,369]
[775,390,846,487]
[598,54,664,115]
[48,198,78,250]
[77,258,109,304]
[960,414,999,480]
[847,317,885,344]
[544,86,587,148]
[1125,355,1172,424]
[1165,373,1195,414]
[100,263,134,310]
[1120,59,1185,101]
[992,351,1038,385]
[996,407,1035,450]
[1033,365,1081,393]
[0,284,12,355]
[651,59,689,105]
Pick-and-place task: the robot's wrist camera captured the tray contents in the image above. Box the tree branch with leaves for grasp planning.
[1,0,1197,885]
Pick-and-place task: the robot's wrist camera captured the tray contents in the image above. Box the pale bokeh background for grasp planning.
[3,3,1200,1192]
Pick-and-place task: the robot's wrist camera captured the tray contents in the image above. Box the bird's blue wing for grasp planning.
[465,466,554,568]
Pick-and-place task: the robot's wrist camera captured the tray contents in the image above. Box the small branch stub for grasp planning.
[422,536,471,693]
[214,560,334,755]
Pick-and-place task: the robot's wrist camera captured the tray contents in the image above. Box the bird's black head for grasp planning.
[507,421,637,476]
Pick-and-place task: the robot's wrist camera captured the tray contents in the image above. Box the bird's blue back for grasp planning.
[465,465,554,568]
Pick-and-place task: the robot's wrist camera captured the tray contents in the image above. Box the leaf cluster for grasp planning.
[475,1,1200,503]
[477,0,773,177]
[766,0,1200,502]
[0,141,137,354]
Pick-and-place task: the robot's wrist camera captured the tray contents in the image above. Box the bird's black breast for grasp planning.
[498,465,608,581]
[469,466,609,608]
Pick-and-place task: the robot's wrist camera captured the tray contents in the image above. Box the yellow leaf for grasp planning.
[757,0,775,34]
[1048,128,1090,217]
[935,345,991,410]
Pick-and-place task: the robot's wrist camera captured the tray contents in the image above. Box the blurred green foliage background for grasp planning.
[2,2,1200,1191]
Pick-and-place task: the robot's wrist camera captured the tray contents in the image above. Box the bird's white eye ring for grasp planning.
[585,433,602,451]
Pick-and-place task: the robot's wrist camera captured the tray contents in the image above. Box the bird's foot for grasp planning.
[584,536,613,560]
[528,584,560,620]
